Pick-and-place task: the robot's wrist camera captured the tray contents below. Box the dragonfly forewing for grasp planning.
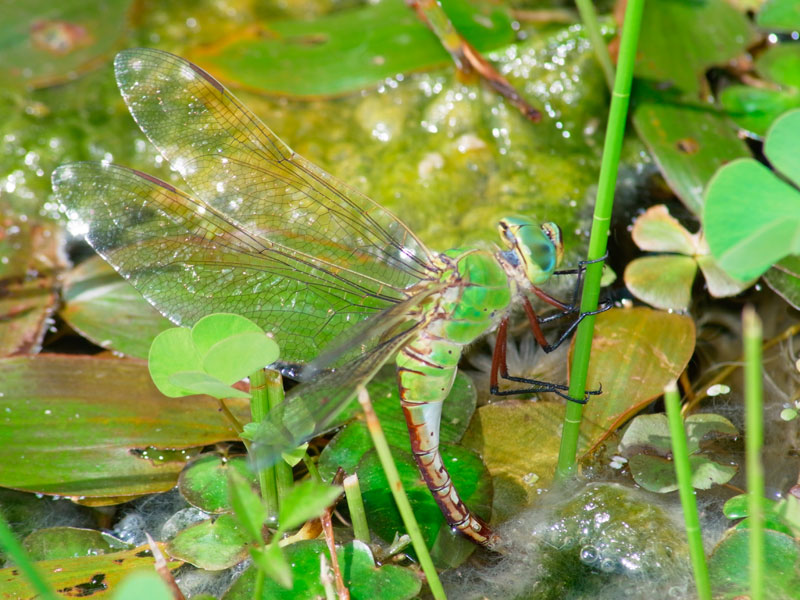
[113,48,436,292]
[53,162,403,362]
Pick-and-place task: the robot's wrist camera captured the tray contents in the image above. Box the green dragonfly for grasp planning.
[53,48,600,548]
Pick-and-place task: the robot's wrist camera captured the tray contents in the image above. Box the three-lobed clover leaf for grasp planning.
[705,109,800,285]
[624,204,752,310]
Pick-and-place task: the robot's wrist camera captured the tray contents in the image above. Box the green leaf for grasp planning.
[191,313,265,356]
[705,157,800,281]
[581,308,696,444]
[112,570,173,600]
[251,543,293,589]
[709,529,800,598]
[0,0,132,90]
[281,443,309,468]
[721,44,800,136]
[168,371,252,399]
[688,455,737,490]
[165,514,249,570]
[278,480,342,533]
[757,0,800,31]
[228,540,421,599]
[23,527,130,561]
[0,545,181,599]
[185,0,513,98]
[765,109,800,187]
[228,468,269,544]
[201,332,280,385]
[148,328,203,398]
[628,454,680,493]
[60,256,173,359]
[631,204,697,254]
[634,95,751,216]
[178,454,254,514]
[764,256,800,309]
[0,355,249,498]
[635,0,755,95]
[624,255,697,310]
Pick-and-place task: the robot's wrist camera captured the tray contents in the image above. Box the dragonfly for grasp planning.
[53,48,602,549]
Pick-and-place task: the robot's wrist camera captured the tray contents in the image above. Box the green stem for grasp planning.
[574,0,615,90]
[664,382,711,600]
[0,511,59,600]
[556,0,645,478]
[343,473,371,544]
[264,369,295,500]
[357,387,446,600]
[303,453,323,484]
[744,307,764,600]
[249,368,279,520]
[253,568,264,600]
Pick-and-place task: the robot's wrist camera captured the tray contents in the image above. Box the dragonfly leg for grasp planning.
[489,299,605,403]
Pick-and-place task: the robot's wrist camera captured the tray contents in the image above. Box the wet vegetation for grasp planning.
[1,0,800,598]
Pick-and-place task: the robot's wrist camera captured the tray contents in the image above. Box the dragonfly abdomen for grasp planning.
[394,249,512,548]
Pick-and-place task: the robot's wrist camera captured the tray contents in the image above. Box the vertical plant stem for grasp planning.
[343,474,371,544]
[249,367,279,520]
[253,569,265,600]
[303,453,323,484]
[556,0,645,478]
[744,307,764,600]
[357,387,446,600]
[264,369,295,499]
[0,511,59,600]
[574,0,615,89]
[664,381,711,600]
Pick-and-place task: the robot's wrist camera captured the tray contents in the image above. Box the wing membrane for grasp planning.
[251,319,426,467]
[113,48,436,290]
[53,162,411,362]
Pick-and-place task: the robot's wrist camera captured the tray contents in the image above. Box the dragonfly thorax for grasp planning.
[497,217,563,287]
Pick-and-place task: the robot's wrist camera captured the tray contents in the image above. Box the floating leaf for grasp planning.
[356,443,491,568]
[178,454,254,514]
[23,527,130,561]
[764,256,800,309]
[187,0,513,98]
[709,528,800,598]
[580,307,696,450]
[461,401,606,521]
[619,413,738,492]
[60,256,173,359]
[625,255,697,310]
[705,109,800,281]
[0,216,65,357]
[0,355,249,498]
[634,95,751,216]
[165,514,250,571]
[0,0,132,89]
[635,0,755,96]
[0,544,181,599]
[757,0,800,31]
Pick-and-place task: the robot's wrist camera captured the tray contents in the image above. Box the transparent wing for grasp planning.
[53,162,421,362]
[250,319,427,468]
[113,47,436,290]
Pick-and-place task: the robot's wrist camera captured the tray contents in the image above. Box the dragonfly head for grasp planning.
[497,217,563,285]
